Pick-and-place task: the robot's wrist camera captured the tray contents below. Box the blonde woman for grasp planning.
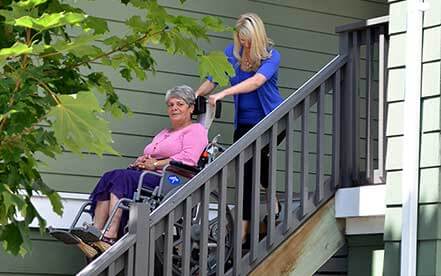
[195,13,283,245]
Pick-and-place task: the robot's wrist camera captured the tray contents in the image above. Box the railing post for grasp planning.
[337,21,389,187]
[128,202,151,276]
[338,31,355,187]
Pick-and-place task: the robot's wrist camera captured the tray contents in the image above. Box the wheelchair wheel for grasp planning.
[155,191,234,275]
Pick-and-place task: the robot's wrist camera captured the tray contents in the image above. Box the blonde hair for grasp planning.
[233,13,273,71]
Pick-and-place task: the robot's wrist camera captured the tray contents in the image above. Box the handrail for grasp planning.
[77,234,136,276]
[149,54,347,225]
[335,15,389,33]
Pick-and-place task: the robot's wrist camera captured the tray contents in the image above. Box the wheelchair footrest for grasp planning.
[71,225,102,243]
[48,228,81,245]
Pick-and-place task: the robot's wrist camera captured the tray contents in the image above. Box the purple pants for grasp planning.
[89,168,161,237]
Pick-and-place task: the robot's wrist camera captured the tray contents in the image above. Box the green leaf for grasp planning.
[83,16,109,35]
[127,16,148,33]
[32,179,63,216]
[16,222,31,253]
[47,92,119,156]
[202,16,231,32]
[52,33,101,57]
[106,102,125,118]
[31,43,51,54]
[120,67,132,81]
[0,224,24,255]
[198,51,234,87]
[0,110,18,123]
[0,10,15,24]
[0,42,33,60]
[13,12,87,31]
[16,0,49,9]
[128,0,149,9]
[47,192,63,215]
[2,191,25,214]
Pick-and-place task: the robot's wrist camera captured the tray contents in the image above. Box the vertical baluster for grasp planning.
[182,196,192,276]
[376,26,388,183]
[128,203,150,276]
[283,110,294,233]
[366,28,374,182]
[301,96,310,216]
[125,246,134,276]
[107,262,115,276]
[164,211,174,276]
[233,152,244,274]
[332,70,342,189]
[352,31,361,183]
[267,124,278,247]
[148,227,155,276]
[199,183,209,276]
[216,167,227,275]
[316,84,325,203]
[250,137,261,261]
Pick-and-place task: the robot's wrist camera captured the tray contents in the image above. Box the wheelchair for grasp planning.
[49,97,234,275]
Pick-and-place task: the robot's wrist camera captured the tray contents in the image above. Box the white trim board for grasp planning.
[335,185,386,235]
[31,192,91,229]
[335,185,386,217]
[31,192,228,229]
[345,216,385,235]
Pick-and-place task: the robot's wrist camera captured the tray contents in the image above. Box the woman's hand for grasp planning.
[129,155,147,168]
[208,91,226,106]
[136,158,157,170]
[129,155,158,170]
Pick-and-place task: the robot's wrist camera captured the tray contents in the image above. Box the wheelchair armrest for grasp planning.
[167,161,201,178]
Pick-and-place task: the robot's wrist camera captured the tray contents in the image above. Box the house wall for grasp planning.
[38,0,387,195]
[383,0,441,275]
[347,235,384,276]
[0,0,388,274]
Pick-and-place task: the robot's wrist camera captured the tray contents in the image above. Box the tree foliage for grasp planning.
[0,0,233,255]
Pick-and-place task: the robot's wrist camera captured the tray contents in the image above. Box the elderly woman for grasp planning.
[81,85,207,254]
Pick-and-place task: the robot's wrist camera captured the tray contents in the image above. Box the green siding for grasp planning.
[0,0,388,274]
[0,231,86,275]
[384,0,441,275]
[39,0,387,199]
[347,234,384,276]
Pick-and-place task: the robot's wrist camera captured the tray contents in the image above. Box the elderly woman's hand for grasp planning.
[129,155,146,168]
[136,158,157,170]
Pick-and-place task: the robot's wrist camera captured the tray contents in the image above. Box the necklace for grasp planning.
[241,55,253,71]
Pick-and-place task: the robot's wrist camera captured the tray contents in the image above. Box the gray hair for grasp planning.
[165,85,196,105]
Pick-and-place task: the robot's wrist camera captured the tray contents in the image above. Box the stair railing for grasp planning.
[76,16,389,276]
[337,15,389,186]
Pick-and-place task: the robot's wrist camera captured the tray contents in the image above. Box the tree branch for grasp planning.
[69,28,166,69]
[32,78,61,105]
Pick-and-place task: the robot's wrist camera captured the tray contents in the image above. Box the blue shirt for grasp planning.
[210,44,283,128]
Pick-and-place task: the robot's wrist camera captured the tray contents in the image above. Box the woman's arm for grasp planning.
[195,79,217,97]
[208,73,267,106]
[208,49,280,106]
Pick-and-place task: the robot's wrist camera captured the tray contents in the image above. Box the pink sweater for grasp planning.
[143,123,208,166]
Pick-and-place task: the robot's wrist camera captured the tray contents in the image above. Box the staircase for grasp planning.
[76,16,389,276]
